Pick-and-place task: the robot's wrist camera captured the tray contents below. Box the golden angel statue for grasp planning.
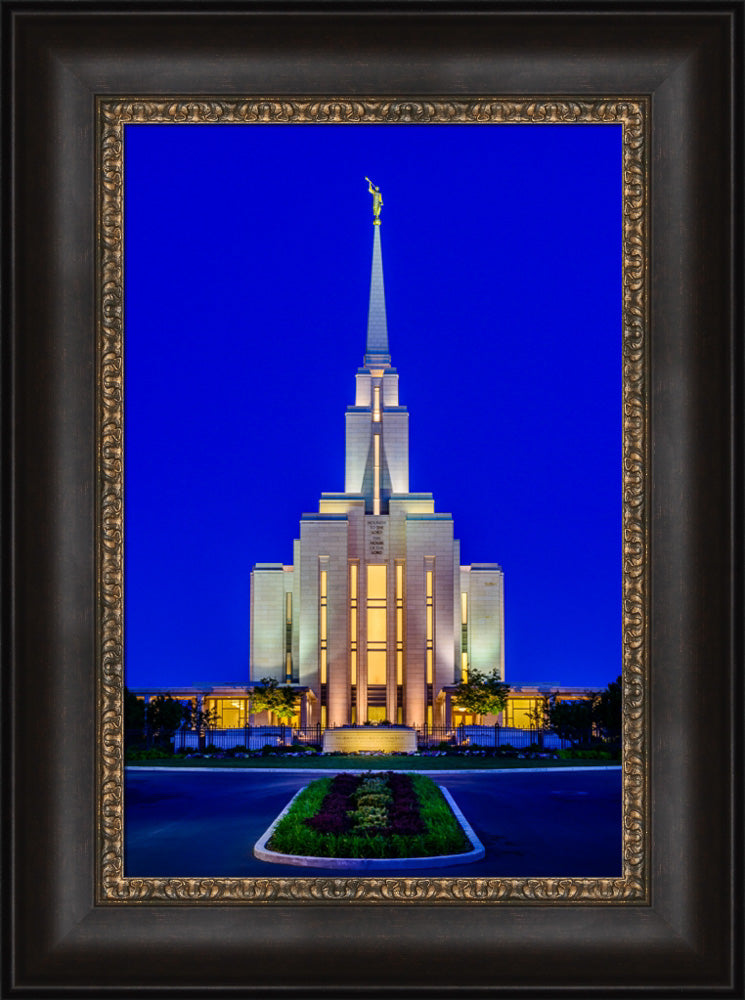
[365,177,383,219]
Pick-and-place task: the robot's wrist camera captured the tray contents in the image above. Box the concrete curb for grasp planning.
[253,784,486,870]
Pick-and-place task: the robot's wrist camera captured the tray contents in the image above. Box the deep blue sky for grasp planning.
[124,122,622,691]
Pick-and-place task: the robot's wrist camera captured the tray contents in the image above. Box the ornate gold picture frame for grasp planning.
[97,96,648,905]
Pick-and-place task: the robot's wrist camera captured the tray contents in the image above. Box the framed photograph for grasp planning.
[6,3,741,995]
[112,101,640,895]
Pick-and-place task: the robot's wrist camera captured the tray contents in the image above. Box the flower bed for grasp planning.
[265,771,471,859]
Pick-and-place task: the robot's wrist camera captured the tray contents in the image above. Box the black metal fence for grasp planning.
[165,723,570,752]
[173,726,313,751]
[415,725,571,750]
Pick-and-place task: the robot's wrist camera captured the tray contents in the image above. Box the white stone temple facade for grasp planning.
[249,185,504,728]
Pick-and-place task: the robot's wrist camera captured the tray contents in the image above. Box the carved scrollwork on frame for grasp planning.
[97,97,648,904]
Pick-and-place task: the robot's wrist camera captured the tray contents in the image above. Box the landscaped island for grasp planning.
[254,772,485,869]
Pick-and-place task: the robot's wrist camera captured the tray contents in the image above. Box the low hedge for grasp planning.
[126,747,176,761]
[556,748,619,761]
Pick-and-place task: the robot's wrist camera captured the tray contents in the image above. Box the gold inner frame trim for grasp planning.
[97,96,648,905]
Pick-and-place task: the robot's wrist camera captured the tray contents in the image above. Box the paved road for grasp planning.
[125,768,622,878]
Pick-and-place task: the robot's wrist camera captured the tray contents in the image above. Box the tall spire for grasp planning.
[364,178,390,365]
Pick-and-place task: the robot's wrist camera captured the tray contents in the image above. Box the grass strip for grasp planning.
[267,772,469,859]
[127,755,616,770]
[409,773,470,856]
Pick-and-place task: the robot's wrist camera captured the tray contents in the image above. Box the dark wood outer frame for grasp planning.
[96,94,648,907]
[4,3,741,996]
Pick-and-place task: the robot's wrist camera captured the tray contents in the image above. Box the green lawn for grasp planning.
[266,773,470,858]
[125,754,619,771]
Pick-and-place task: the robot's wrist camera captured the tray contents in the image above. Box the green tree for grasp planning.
[546,693,599,746]
[145,694,189,738]
[182,701,220,733]
[595,674,622,743]
[452,669,510,724]
[124,688,145,732]
[526,694,550,730]
[250,677,299,722]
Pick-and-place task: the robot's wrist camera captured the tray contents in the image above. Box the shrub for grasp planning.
[352,805,389,831]
[268,772,468,858]
[556,748,617,761]
[355,776,388,795]
[125,747,175,761]
[354,792,392,809]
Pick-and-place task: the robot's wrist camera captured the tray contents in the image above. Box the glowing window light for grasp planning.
[349,562,358,685]
[425,569,434,683]
[373,433,381,515]
[366,563,387,686]
[285,591,293,680]
[367,563,386,600]
[319,569,327,683]
[367,650,387,685]
[395,562,404,685]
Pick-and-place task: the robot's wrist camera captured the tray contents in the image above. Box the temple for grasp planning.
[249,181,505,729]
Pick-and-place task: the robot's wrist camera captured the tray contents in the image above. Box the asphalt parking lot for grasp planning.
[124,766,622,878]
